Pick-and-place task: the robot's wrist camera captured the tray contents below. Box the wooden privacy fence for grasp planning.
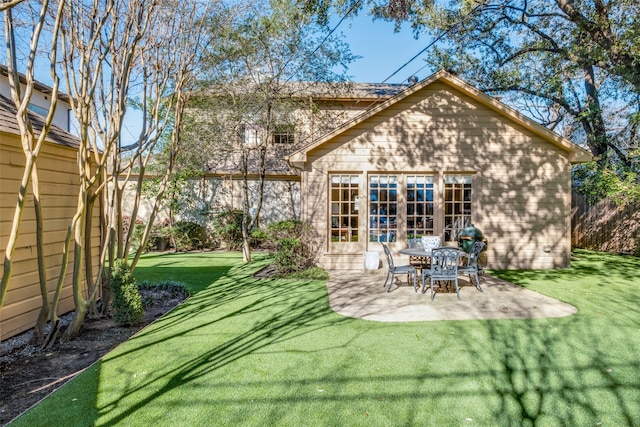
[571,192,640,255]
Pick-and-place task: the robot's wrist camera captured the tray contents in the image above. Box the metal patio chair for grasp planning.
[382,243,418,292]
[458,241,486,292]
[422,247,461,300]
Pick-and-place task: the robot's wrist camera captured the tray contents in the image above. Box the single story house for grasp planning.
[288,70,592,270]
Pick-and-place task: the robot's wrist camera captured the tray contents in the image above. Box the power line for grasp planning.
[380,30,449,84]
[285,0,362,84]
[309,1,362,60]
[381,4,482,84]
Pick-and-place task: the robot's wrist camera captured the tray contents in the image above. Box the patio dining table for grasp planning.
[399,246,469,272]
[399,247,433,274]
[399,247,468,258]
[398,247,434,258]
[400,246,468,297]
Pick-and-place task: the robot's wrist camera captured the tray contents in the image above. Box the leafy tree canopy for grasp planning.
[316,0,640,203]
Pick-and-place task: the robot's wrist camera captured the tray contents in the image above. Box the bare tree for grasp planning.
[33,0,153,343]
[0,0,66,343]
[122,0,214,270]
[49,0,212,342]
[1,0,215,345]
[0,0,25,13]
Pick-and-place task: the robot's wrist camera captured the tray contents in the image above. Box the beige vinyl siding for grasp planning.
[1,133,101,340]
[301,82,573,269]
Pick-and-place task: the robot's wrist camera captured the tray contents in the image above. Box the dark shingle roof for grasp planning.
[283,82,408,100]
[0,94,79,148]
[193,81,408,102]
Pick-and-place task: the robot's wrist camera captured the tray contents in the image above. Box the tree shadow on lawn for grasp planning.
[12,256,352,426]
[13,251,640,426]
[477,251,640,425]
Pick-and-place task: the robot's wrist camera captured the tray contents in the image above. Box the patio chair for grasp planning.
[422,247,461,300]
[382,243,418,292]
[458,241,485,292]
[408,238,429,271]
[421,235,441,253]
[408,238,421,248]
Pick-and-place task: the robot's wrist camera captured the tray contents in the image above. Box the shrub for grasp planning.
[110,259,143,326]
[160,221,209,251]
[174,221,207,251]
[281,266,329,280]
[129,222,155,253]
[266,220,320,273]
[212,209,246,250]
[137,280,190,308]
[250,228,269,249]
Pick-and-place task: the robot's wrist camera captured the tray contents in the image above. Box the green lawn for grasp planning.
[11,249,640,426]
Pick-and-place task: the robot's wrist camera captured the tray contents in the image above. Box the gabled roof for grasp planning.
[288,70,593,167]
[0,94,79,148]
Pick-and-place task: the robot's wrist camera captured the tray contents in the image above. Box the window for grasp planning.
[272,125,295,144]
[327,172,475,247]
[238,124,261,145]
[406,175,434,239]
[369,175,398,242]
[330,175,359,242]
[444,175,472,242]
[28,104,48,117]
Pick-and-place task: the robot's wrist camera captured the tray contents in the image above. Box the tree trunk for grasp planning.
[84,193,100,318]
[61,181,89,341]
[582,64,609,159]
[31,163,50,345]
[241,149,252,263]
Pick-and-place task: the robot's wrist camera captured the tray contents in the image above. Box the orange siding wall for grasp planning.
[0,134,101,340]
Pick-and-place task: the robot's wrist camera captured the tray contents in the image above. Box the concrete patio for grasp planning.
[326,270,577,322]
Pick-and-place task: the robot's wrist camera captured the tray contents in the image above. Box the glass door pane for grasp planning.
[444,175,473,242]
[406,175,434,239]
[330,175,359,243]
[369,175,398,242]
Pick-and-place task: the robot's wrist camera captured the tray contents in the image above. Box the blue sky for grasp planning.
[335,15,435,84]
[19,13,431,86]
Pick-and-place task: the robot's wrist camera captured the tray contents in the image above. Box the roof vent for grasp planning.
[408,76,419,86]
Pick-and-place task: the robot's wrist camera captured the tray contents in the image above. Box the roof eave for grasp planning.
[289,70,595,165]
[286,152,306,170]
[436,73,594,164]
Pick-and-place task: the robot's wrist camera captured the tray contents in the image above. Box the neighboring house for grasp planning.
[288,70,593,270]
[0,92,100,341]
[0,65,73,132]
[123,81,407,226]
[202,82,408,223]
